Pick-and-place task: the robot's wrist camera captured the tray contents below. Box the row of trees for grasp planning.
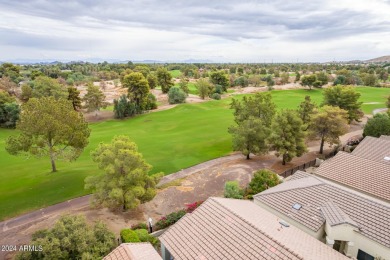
[229,86,361,164]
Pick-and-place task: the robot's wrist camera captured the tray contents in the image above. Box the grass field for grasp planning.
[169,70,182,78]
[0,87,388,220]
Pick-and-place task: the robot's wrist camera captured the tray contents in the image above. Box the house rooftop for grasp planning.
[160,197,348,260]
[380,135,390,141]
[104,243,161,260]
[351,136,390,164]
[314,151,390,201]
[254,171,390,248]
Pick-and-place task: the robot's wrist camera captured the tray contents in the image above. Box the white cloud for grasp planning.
[0,0,389,62]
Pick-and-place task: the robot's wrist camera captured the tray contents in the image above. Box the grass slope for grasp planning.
[0,87,388,220]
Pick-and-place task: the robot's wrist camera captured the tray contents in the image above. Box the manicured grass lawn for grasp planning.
[174,83,198,95]
[0,87,388,220]
[169,70,182,78]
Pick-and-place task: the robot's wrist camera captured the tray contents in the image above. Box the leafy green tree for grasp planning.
[145,93,157,110]
[0,91,20,128]
[31,76,67,99]
[83,84,107,117]
[134,65,150,77]
[85,135,163,211]
[113,95,136,119]
[67,87,82,110]
[0,63,21,83]
[6,97,90,172]
[147,74,157,89]
[333,75,346,85]
[363,113,390,137]
[322,85,363,122]
[224,181,243,199]
[295,72,301,82]
[280,73,289,84]
[210,71,229,91]
[0,77,18,96]
[316,72,329,86]
[234,76,249,87]
[20,84,33,102]
[301,74,317,90]
[246,169,280,196]
[361,73,378,86]
[230,92,276,126]
[16,215,115,260]
[195,78,212,99]
[308,105,349,154]
[228,117,270,160]
[122,72,150,111]
[168,87,186,104]
[269,110,307,165]
[157,67,174,93]
[298,95,317,126]
[179,75,190,94]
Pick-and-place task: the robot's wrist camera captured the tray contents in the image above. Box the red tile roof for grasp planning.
[160,197,348,260]
[314,151,390,201]
[254,171,390,248]
[351,136,390,164]
[104,243,161,260]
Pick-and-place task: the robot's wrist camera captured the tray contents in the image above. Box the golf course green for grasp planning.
[0,87,388,220]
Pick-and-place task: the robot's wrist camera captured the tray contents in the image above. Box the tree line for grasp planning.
[229,85,364,164]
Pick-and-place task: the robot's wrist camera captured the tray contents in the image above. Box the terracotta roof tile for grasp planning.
[320,201,359,227]
[104,243,161,260]
[351,136,390,164]
[254,172,390,248]
[160,197,348,260]
[314,151,390,201]
[380,135,390,141]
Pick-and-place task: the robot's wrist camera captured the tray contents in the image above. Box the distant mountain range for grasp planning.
[0,56,389,65]
[365,56,390,63]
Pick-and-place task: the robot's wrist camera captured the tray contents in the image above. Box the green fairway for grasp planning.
[169,70,182,78]
[0,87,388,220]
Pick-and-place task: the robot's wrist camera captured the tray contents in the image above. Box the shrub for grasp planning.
[168,87,186,104]
[145,93,158,110]
[363,113,390,137]
[224,181,243,199]
[131,222,148,230]
[134,229,159,246]
[214,85,224,94]
[155,209,187,230]
[246,169,280,197]
[120,229,140,243]
[185,201,203,213]
[211,93,221,100]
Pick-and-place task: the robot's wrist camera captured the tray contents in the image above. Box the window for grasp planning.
[292,203,302,210]
[357,249,374,260]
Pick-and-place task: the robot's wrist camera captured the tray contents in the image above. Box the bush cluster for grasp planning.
[120,228,159,246]
[154,200,204,230]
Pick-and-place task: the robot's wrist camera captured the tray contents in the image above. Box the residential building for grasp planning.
[314,151,390,201]
[104,242,162,260]
[160,197,349,260]
[254,171,390,259]
[350,136,390,165]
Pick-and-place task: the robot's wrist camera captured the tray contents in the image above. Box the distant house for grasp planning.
[104,242,161,260]
[254,171,390,259]
[160,197,348,260]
